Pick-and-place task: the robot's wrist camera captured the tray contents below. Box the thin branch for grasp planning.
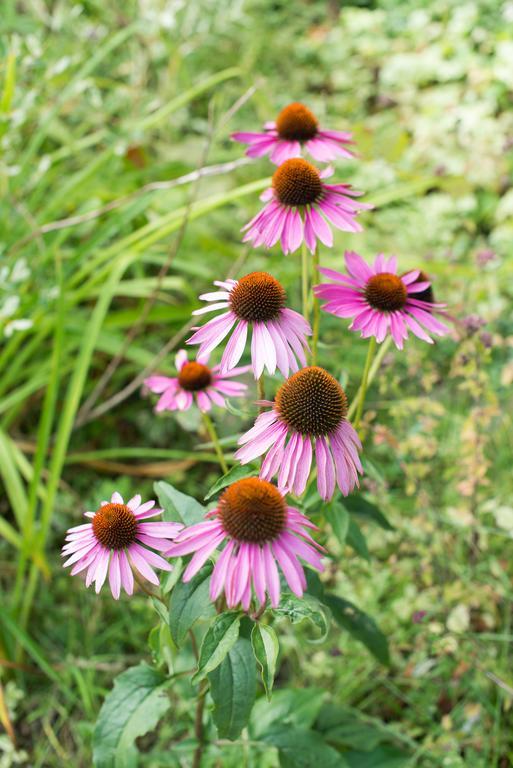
[8,157,252,254]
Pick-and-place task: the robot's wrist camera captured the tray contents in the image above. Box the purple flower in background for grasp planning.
[232,102,355,165]
[314,251,449,349]
[144,349,248,413]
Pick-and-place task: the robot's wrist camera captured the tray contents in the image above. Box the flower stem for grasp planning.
[192,680,208,768]
[353,336,377,430]
[311,247,320,365]
[201,411,228,474]
[301,240,309,323]
[348,336,392,422]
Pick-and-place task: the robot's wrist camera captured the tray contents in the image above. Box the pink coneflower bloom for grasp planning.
[235,367,362,502]
[232,102,355,165]
[187,272,311,379]
[144,350,249,413]
[61,491,182,599]
[314,251,450,349]
[165,478,324,610]
[242,158,370,255]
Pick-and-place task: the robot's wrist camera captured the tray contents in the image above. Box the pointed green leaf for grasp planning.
[325,501,350,546]
[204,464,256,500]
[192,611,241,683]
[168,563,215,646]
[251,623,279,700]
[346,519,370,561]
[93,664,170,768]
[324,594,390,666]
[261,727,348,767]
[209,636,256,740]
[154,480,205,525]
[342,496,394,531]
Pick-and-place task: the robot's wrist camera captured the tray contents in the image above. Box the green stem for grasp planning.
[301,240,309,323]
[311,247,320,365]
[353,336,377,431]
[348,336,392,421]
[201,412,228,474]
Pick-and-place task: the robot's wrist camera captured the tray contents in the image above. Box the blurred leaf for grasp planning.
[204,464,256,500]
[154,480,205,525]
[192,611,241,683]
[345,745,411,768]
[251,689,326,738]
[168,563,215,647]
[342,496,394,531]
[324,595,390,666]
[209,636,256,740]
[93,664,170,768]
[251,623,279,700]
[346,519,370,561]
[261,727,348,767]
[325,501,350,546]
[315,704,385,751]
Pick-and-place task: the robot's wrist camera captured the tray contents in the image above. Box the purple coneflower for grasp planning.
[165,478,324,610]
[187,272,311,379]
[235,367,362,501]
[144,350,249,413]
[62,491,182,599]
[232,102,355,165]
[242,158,370,254]
[314,251,449,349]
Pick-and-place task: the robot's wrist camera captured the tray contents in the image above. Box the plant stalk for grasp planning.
[353,336,377,430]
[201,412,228,474]
[311,247,320,365]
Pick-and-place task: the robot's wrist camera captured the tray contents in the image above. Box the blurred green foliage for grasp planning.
[0,0,512,765]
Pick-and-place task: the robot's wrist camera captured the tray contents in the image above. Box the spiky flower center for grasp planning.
[178,361,212,391]
[364,273,407,312]
[229,272,286,323]
[219,478,286,543]
[276,366,347,437]
[272,158,323,207]
[275,102,319,142]
[92,503,138,550]
[406,270,434,304]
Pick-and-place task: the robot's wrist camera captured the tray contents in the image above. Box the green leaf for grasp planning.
[168,563,215,647]
[93,664,170,768]
[346,519,370,561]
[324,594,390,666]
[274,593,329,641]
[192,611,241,683]
[155,480,205,525]
[345,745,410,768]
[325,501,349,547]
[150,597,169,626]
[251,689,326,738]
[261,728,348,768]
[315,704,385,751]
[342,496,394,531]
[208,636,256,740]
[251,623,279,700]
[204,464,256,500]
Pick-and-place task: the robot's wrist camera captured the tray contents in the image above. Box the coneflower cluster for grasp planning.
[63,101,448,611]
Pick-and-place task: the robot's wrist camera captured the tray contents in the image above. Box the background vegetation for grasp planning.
[1,0,512,765]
